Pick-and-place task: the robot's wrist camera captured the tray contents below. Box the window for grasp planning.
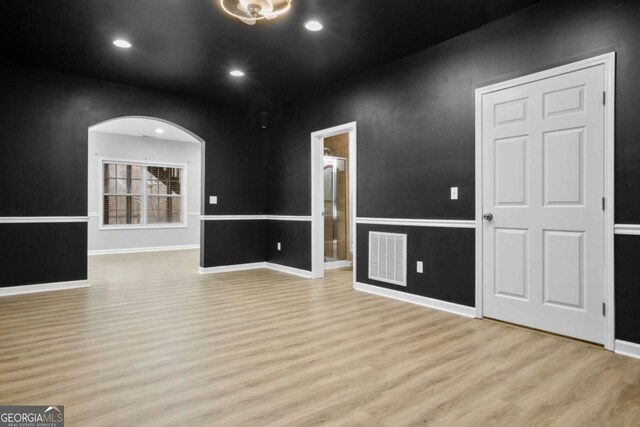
[102,161,185,227]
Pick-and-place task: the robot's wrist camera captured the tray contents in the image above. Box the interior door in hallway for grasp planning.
[481,64,606,343]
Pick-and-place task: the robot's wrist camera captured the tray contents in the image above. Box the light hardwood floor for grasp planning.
[0,250,639,426]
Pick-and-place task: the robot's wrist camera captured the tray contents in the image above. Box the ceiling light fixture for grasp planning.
[155,128,165,134]
[113,39,132,48]
[230,70,245,77]
[304,20,323,32]
[220,0,292,25]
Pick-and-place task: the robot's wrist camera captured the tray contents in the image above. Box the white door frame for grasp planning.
[310,122,357,282]
[474,52,616,350]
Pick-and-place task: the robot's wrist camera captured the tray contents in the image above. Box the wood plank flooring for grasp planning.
[0,250,639,426]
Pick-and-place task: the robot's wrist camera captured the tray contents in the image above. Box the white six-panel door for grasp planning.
[481,64,606,344]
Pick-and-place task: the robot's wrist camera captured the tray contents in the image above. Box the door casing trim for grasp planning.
[474,52,616,350]
[310,122,357,282]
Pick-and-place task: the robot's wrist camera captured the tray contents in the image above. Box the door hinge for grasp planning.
[603,91,606,105]
[602,197,606,211]
[602,302,606,316]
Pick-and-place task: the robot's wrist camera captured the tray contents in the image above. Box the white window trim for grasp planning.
[98,157,188,231]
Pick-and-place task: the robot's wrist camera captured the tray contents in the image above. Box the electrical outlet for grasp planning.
[417,261,423,273]
[450,187,458,200]
[277,242,282,251]
[209,196,218,205]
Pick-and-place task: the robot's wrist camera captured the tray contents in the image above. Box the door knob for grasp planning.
[483,213,493,221]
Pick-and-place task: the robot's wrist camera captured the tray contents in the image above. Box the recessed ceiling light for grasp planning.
[155,128,165,134]
[304,20,323,31]
[230,70,245,77]
[113,39,132,49]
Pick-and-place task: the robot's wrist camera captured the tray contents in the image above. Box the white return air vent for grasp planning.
[369,231,407,287]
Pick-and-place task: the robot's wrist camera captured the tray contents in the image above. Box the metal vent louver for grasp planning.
[368,231,407,286]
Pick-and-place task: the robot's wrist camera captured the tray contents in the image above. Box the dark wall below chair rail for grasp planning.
[0,223,87,288]
[614,235,640,344]
[356,225,475,307]
[201,220,267,268]
[265,220,312,271]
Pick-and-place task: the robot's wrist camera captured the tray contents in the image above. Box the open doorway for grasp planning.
[323,134,352,269]
[87,117,204,256]
[311,122,357,281]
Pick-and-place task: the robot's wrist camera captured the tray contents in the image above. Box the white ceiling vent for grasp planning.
[369,231,407,287]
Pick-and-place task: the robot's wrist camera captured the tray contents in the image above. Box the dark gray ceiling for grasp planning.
[0,0,541,104]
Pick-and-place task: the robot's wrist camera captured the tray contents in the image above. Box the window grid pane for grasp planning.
[103,195,142,225]
[103,162,183,226]
[147,196,182,224]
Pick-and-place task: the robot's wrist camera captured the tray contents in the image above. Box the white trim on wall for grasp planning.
[324,260,353,270]
[0,217,89,223]
[199,262,313,278]
[99,224,190,231]
[89,244,200,256]
[614,224,640,235]
[0,280,90,297]
[615,340,640,360]
[474,52,616,351]
[356,217,476,228]
[264,263,314,278]
[198,262,266,274]
[266,215,312,222]
[355,282,476,318]
[89,116,206,144]
[201,215,266,221]
[311,122,358,282]
[199,215,312,221]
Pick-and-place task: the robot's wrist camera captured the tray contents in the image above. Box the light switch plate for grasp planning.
[450,187,458,200]
[417,261,423,273]
[209,196,218,205]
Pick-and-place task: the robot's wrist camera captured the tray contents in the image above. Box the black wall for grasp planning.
[266,221,312,271]
[0,64,267,287]
[614,235,640,344]
[0,223,87,286]
[268,0,640,342]
[201,221,266,268]
[356,225,475,307]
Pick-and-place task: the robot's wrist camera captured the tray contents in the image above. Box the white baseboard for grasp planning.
[198,262,266,274]
[0,280,90,297]
[89,244,199,256]
[324,260,353,270]
[264,263,314,278]
[354,282,476,318]
[615,340,640,359]
[198,262,313,279]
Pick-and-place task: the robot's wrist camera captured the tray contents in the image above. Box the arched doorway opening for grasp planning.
[87,116,204,257]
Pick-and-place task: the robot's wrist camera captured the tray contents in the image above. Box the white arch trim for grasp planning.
[89,116,205,144]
